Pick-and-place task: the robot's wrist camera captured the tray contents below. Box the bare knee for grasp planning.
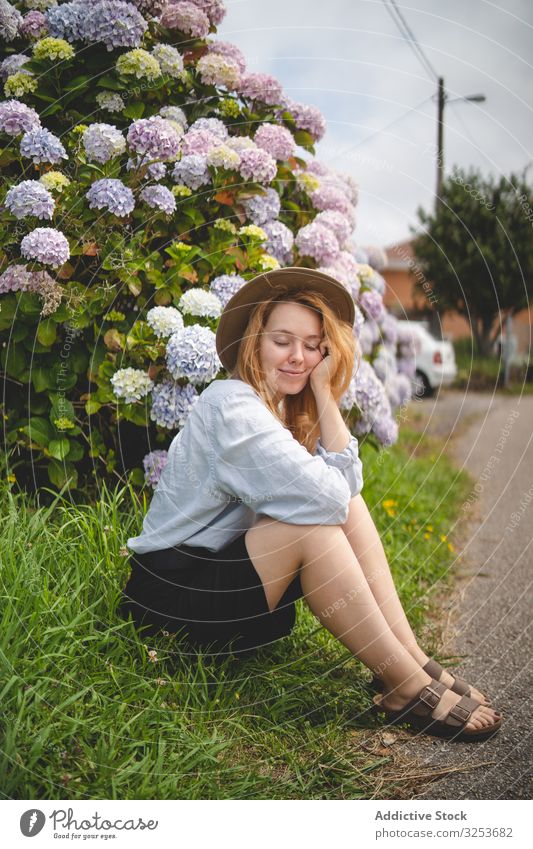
[244,517,342,612]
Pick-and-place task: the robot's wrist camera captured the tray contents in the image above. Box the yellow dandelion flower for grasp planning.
[382,499,398,509]
[424,532,431,540]
[447,542,455,553]
[426,525,434,532]
[440,534,447,542]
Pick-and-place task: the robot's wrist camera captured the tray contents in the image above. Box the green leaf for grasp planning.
[97,75,125,91]
[64,75,93,91]
[47,459,78,489]
[1,343,26,378]
[37,319,57,347]
[48,438,70,460]
[85,398,101,415]
[123,103,145,119]
[31,364,54,393]
[128,467,145,487]
[66,440,84,462]
[21,416,54,447]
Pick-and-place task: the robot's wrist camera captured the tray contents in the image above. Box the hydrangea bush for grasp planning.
[0,0,412,495]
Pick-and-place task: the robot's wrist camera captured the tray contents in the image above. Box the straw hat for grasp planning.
[215,267,354,372]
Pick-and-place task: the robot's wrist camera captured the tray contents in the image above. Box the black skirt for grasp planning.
[120,532,303,656]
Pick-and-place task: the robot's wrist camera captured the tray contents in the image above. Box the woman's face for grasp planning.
[259,301,324,400]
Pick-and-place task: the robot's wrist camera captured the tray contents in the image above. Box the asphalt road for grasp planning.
[400,389,533,800]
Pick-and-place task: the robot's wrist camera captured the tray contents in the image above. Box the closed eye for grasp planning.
[274,341,319,351]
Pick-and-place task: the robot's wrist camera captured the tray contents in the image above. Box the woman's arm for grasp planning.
[313,384,351,453]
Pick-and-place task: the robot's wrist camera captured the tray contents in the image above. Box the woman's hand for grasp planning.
[309,341,338,396]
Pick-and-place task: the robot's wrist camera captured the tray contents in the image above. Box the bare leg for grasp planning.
[245,517,499,731]
[340,495,488,703]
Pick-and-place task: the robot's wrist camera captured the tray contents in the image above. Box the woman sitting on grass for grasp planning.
[122,268,502,741]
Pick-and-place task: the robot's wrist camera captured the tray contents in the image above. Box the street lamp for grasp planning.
[436,77,486,209]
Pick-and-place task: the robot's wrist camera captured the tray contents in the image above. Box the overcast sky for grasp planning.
[218,0,533,249]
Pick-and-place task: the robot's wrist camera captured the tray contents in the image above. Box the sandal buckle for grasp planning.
[419,685,441,709]
[449,703,471,722]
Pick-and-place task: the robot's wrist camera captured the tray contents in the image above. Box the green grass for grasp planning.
[0,431,471,800]
[452,337,533,392]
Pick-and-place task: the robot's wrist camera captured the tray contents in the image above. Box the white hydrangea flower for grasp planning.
[96,91,125,113]
[178,289,223,319]
[206,143,240,170]
[110,367,154,403]
[146,305,184,339]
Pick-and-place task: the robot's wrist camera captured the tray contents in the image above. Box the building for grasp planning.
[381,239,532,357]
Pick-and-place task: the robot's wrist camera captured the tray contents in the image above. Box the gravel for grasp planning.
[398,390,533,799]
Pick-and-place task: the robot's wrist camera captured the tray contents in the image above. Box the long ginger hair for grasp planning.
[231,288,359,453]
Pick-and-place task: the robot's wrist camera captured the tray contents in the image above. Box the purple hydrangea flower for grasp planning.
[20,10,48,38]
[242,187,280,225]
[263,220,294,265]
[380,313,399,347]
[45,2,85,41]
[85,2,148,50]
[285,99,326,142]
[20,128,67,164]
[310,184,351,215]
[372,415,399,447]
[238,148,277,183]
[82,123,126,164]
[0,264,34,294]
[209,273,246,308]
[0,0,23,42]
[20,227,70,267]
[295,221,339,264]
[0,54,30,82]
[5,180,55,220]
[180,128,221,156]
[165,325,221,385]
[0,99,41,136]
[127,116,181,161]
[172,154,211,190]
[254,123,295,161]
[47,1,147,49]
[314,210,352,247]
[190,117,228,141]
[342,359,395,443]
[359,289,385,322]
[238,72,284,106]
[397,356,416,379]
[306,159,329,177]
[194,0,226,25]
[150,380,199,429]
[207,40,246,73]
[86,178,135,217]
[143,449,168,488]
[140,184,176,214]
[126,157,167,180]
[159,2,210,38]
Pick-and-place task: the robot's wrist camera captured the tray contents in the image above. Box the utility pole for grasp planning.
[436,77,445,211]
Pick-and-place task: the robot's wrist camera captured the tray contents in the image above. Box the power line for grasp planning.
[383,0,440,83]
[350,96,434,150]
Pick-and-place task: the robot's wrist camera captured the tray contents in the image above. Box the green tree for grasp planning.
[412,167,533,355]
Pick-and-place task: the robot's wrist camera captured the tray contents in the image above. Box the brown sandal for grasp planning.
[373,678,502,741]
[371,659,491,704]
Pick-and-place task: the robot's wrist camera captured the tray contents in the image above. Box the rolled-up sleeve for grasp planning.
[204,393,354,525]
[315,436,364,498]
